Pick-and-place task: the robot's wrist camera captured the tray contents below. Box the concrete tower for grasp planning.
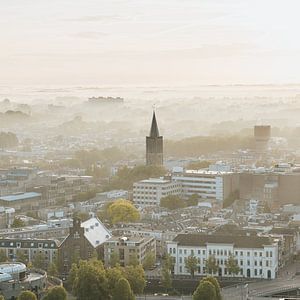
[146,111,163,166]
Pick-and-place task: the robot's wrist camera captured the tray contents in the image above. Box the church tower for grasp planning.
[146,111,163,166]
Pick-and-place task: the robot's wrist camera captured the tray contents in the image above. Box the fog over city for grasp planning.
[1,1,300,300]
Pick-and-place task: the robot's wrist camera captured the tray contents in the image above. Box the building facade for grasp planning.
[167,234,278,279]
[133,178,182,207]
[172,170,238,202]
[0,238,59,268]
[146,111,163,166]
[104,236,156,267]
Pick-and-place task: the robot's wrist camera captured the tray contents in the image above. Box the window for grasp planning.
[179,257,182,263]
[247,260,250,266]
[270,251,272,258]
[240,251,243,256]
[247,252,250,256]
[254,269,257,276]
[254,252,257,257]
[184,249,187,255]
[179,249,182,254]
[266,251,269,257]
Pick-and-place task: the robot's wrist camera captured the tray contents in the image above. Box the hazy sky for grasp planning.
[1,0,300,86]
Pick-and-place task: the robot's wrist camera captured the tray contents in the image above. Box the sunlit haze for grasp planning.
[1,0,300,86]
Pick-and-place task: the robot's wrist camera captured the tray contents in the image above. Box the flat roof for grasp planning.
[0,192,41,202]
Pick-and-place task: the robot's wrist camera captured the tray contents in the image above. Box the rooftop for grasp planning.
[0,192,41,202]
[173,234,274,249]
[82,217,112,248]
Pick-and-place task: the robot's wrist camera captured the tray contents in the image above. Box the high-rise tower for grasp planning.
[146,111,163,166]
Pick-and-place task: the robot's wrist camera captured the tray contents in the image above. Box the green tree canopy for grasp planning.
[225,255,240,276]
[32,252,45,269]
[107,199,140,224]
[112,278,135,300]
[205,256,218,275]
[67,263,78,292]
[18,291,37,300]
[109,251,120,267]
[43,286,67,300]
[186,194,199,207]
[203,277,221,300]
[128,253,139,267]
[142,252,156,270]
[160,195,186,210]
[73,260,109,300]
[161,266,172,292]
[122,265,146,294]
[47,262,59,277]
[12,217,26,228]
[186,160,211,169]
[185,255,198,278]
[106,165,166,190]
[0,250,8,263]
[106,266,124,294]
[193,280,216,300]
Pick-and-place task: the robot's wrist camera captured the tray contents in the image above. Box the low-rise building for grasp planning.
[0,262,47,299]
[133,178,182,207]
[104,236,156,267]
[0,238,59,268]
[0,192,42,211]
[167,233,278,279]
[172,170,238,202]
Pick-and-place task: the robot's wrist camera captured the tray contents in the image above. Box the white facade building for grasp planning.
[167,234,278,279]
[172,170,237,202]
[133,178,182,207]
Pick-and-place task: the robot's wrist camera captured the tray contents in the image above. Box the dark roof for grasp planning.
[270,227,295,235]
[149,111,160,137]
[0,239,59,249]
[173,234,273,249]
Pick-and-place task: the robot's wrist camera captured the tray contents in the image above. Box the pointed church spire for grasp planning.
[149,111,160,137]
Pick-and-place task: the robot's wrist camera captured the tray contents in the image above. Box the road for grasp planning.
[136,297,192,300]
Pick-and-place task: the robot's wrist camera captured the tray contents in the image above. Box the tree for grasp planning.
[128,253,139,267]
[186,160,211,170]
[32,252,45,269]
[122,265,146,294]
[109,251,120,267]
[73,260,109,300]
[67,263,78,292]
[16,250,28,265]
[203,277,221,300]
[225,255,240,277]
[12,217,26,228]
[106,165,166,190]
[161,266,172,291]
[43,286,67,300]
[107,199,140,224]
[160,195,186,210]
[186,194,199,207]
[106,266,124,294]
[142,252,156,270]
[47,262,59,277]
[18,291,37,300]
[185,255,198,278]
[162,253,175,273]
[112,278,135,300]
[193,280,216,300]
[205,256,218,275]
[0,250,7,262]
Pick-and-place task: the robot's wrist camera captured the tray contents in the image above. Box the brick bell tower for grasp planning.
[146,111,163,166]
